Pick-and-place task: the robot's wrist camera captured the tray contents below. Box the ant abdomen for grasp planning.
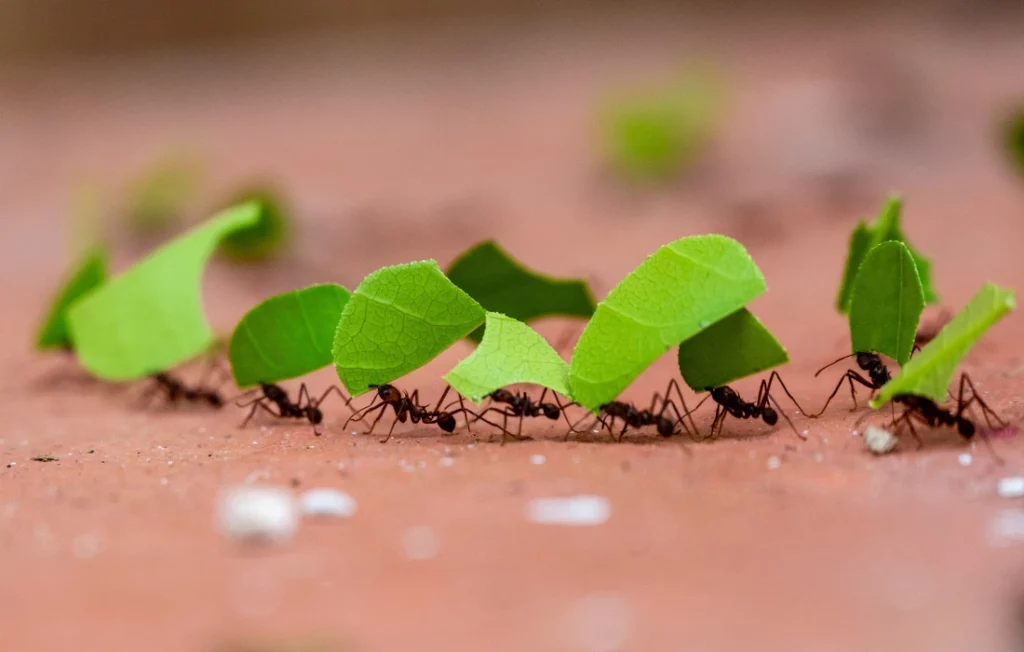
[437,414,457,432]
[656,416,675,437]
[541,404,560,420]
[958,418,975,438]
[762,407,778,426]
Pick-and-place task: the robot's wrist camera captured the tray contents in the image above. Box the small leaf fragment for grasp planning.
[333,260,486,396]
[444,312,571,403]
[872,283,1015,407]
[677,309,788,391]
[36,245,108,350]
[229,283,351,387]
[835,196,937,313]
[219,188,291,262]
[569,234,766,410]
[67,203,260,380]
[1005,108,1024,176]
[849,241,925,366]
[446,240,596,342]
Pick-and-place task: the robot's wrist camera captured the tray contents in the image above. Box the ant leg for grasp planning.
[663,379,699,439]
[314,385,355,413]
[958,373,1006,429]
[551,394,580,435]
[810,371,875,417]
[356,402,390,435]
[379,415,401,444]
[616,419,629,443]
[344,394,382,428]
[763,372,810,416]
[296,383,313,409]
[685,393,714,440]
[766,392,807,440]
[240,399,281,428]
[709,405,726,439]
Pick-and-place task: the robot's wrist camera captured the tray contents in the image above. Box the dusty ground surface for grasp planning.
[3,8,1024,651]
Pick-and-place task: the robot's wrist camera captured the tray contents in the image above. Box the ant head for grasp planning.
[372,384,401,402]
[958,417,975,439]
[437,413,457,432]
[207,394,224,407]
[656,416,675,437]
[855,352,878,370]
[490,389,514,403]
[762,407,778,426]
[541,403,560,420]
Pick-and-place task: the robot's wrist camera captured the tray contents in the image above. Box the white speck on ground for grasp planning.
[160,478,168,486]
[527,495,611,526]
[217,486,298,545]
[439,456,455,467]
[402,525,440,560]
[814,453,825,463]
[988,509,1024,546]
[958,453,973,467]
[298,488,357,518]
[865,425,898,455]
[531,454,546,465]
[565,593,633,652]
[801,429,809,437]
[997,476,1024,498]
[767,456,782,470]
[72,532,102,560]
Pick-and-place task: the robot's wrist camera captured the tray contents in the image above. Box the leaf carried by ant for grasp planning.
[229,283,351,388]
[835,195,937,314]
[848,241,924,366]
[66,203,260,380]
[569,234,766,411]
[676,308,788,391]
[446,240,596,342]
[872,282,1015,407]
[1006,109,1024,177]
[36,245,108,350]
[444,312,571,403]
[333,260,486,396]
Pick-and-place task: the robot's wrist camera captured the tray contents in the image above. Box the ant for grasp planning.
[139,359,231,409]
[576,380,694,442]
[810,351,892,416]
[236,382,352,435]
[883,373,1005,461]
[473,387,577,444]
[689,372,807,440]
[344,384,476,443]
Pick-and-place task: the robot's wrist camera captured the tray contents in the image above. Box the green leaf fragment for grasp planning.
[872,283,1015,407]
[36,245,109,350]
[127,155,203,234]
[66,203,260,380]
[569,234,766,410]
[849,241,925,366]
[835,196,937,313]
[219,188,291,262]
[446,240,595,342]
[677,309,788,391]
[229,283,351,388]
[1005,109,1024,176]
[444,312,571,403]
[333,260,486,396]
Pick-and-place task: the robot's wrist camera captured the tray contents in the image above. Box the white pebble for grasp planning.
[298,488,357,518]
[864,425,898,455]
[402,525,440,560]
[997,476,1024,499]
[957,453,973,467]
[801,429,809,437]
[160,478,168,486]
[527,495,611,526]
[530,454,546,465]
[767,456,782,470]
[217,486,298,544]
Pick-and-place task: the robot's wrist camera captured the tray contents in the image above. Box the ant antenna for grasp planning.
[814,353,858,378]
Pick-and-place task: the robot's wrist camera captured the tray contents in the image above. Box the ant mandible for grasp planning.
[810,351,892,416]
[236,382,353,435]
[473,387,578,444]
[884,373,1006,461]
[690,371,808,440]
[344,384,476,443]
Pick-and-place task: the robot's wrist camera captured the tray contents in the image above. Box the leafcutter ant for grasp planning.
[810,352,892,416]
[689,372,808,439]
[344,384,477,443]
[574,380,694,443]
[473,387,578,444]
[236,382,353,435]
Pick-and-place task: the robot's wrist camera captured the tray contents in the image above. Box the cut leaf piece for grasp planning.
[229,283,351,388]
[444,312,571,403]
[446,240,596,342]
[67,203,259,380]
[569,234,766,410]
[849,241,925,366]
[677,309,788,391]
[36,245,109,350]
[333,260,486,396]
[835,196,937,313]
[872,283,1015,407]
[219,187,291,262]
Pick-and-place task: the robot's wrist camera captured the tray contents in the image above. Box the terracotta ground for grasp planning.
[3,8,1024,651]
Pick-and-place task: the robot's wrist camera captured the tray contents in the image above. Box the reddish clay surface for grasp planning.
[3,9,1024,651]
